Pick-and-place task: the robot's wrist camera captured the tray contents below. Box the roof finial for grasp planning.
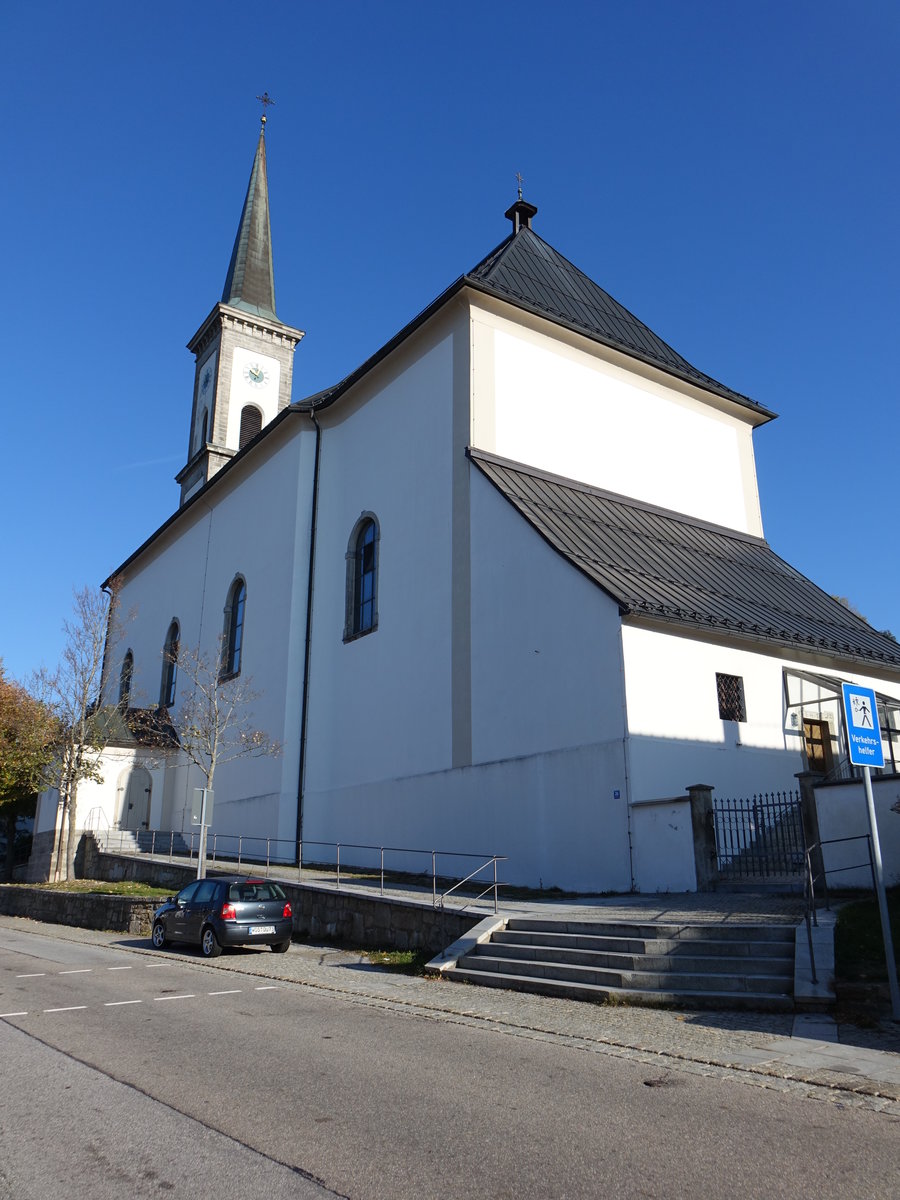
[515,171,524,201]
[256,91,275,129]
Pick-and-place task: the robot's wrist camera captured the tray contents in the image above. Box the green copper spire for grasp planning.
[222,117,277,320]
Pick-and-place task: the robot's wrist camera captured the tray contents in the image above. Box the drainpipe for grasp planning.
[295,407,322,860]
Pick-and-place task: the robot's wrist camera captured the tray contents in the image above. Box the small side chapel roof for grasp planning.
[471,449,900,670]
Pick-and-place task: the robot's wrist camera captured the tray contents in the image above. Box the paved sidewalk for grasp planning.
[2,912,898,1117]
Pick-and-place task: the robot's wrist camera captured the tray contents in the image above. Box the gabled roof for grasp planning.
[221,122,277,320]
[464,227,772,418]
[471,449,900,671]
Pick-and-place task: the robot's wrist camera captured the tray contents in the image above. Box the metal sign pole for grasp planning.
[196,788,208,881]
[862,766,900,1020]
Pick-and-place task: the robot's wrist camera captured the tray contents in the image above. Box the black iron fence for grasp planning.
[713,790,805,879]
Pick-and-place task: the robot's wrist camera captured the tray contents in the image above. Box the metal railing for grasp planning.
[85,824,507,912]
[713,791,805,879]
[802,833,878,987]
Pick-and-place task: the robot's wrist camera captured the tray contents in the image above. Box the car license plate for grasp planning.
[249,925,276,935]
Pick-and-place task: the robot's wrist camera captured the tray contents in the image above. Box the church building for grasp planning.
[33,120,900,891]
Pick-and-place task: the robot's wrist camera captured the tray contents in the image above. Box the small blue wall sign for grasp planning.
[841,683,885,769]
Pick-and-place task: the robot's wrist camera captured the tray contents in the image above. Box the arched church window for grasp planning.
[239,405,263,449]
[160,620,179,708]
[119,650,134,706]
[222,577,246,678]
[344,515,379,641]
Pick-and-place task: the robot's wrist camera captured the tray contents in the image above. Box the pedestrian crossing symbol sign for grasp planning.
[841,683,885,769]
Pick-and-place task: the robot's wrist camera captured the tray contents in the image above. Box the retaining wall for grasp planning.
[2,838,477,954]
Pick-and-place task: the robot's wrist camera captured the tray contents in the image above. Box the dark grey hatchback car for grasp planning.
[151,875,293,958]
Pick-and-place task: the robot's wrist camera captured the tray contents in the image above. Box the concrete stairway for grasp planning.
[444,916,797,1010]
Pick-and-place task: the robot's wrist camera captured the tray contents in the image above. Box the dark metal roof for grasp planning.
[221,124,277,320]
[471,449,900,670]
[465,227,773,419]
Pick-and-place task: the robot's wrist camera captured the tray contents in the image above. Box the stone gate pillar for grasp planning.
[795,771,825,889]
[687,783,717,892]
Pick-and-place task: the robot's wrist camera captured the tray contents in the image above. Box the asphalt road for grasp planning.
[1,926,898,1200]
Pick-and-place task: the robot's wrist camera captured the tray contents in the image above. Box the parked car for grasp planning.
[151,875,293,958]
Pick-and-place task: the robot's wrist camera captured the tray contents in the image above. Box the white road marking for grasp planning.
[153,994,196,1002]
[105,1000,143,1007]
[1,1011,28,1018]
[255,986,279,991]
[208,990,242,996]
[16,973,45,979]
[44,1006,88,1013]
[107,966,132,971]
[60,969,92,975]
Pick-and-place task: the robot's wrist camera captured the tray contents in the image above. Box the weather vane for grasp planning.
[515,171,524,200]
[256,91,275,127]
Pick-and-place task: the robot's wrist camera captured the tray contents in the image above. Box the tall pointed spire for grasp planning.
[222,117,277,320]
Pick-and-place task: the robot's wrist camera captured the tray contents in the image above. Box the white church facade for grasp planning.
[33,123,900,892]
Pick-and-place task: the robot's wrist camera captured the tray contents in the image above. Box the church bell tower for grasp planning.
[176,113,304,505]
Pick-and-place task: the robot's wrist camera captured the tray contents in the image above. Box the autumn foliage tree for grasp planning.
[0,667,58,879]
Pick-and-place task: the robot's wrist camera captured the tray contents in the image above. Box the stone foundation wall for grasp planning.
[5,838,477,954]
[0,886,158,935]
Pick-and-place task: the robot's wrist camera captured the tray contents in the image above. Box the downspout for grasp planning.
[295,407,322,860]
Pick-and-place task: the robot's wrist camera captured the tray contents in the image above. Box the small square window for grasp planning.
[716,673,746,722]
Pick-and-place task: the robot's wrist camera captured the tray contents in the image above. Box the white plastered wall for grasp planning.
[101,422,315,850]
[621,622,900,801]
[470,302,763,536]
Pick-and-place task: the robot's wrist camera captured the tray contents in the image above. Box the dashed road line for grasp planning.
[59,969,92,975]
[107,966,132,971]
[209,989,242,996]
[1,1011,28,1018]
[105,1000,143,1007]
[153,994,196,1002]
[43,1006,88,1013]
[255,986,279,991]
[16,973,45,979]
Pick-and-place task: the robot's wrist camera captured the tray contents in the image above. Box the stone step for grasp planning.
[493,930,794,960]
[458,953,792,996]
[447,967,794,1012]
[504,918,796,944]
[476,940,793,977]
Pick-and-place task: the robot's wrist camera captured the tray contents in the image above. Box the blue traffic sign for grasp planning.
[841,683,885,769]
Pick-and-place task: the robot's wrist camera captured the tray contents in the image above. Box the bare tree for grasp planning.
[171,639,281,797]
[34,586,123,881]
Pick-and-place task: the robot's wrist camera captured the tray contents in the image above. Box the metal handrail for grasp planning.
[438,855,508,914]
[87,825,508,912]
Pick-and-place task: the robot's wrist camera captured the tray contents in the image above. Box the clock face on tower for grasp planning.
[243,361,269,388]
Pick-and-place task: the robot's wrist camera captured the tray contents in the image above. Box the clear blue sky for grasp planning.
[1,0,898,683]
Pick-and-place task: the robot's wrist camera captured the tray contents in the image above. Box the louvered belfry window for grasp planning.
[716,673,747,722]
[239,405,262,449]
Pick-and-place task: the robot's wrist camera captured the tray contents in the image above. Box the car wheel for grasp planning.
[151,921,167,950]
[271,939,291,954]
[200,926,222,958]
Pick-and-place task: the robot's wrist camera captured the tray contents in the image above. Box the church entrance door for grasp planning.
[119,767,152,832]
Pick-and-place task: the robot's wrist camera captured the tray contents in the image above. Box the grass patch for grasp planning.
[360,948,432,975]
[35,880,173,899]
[834,888,900,984]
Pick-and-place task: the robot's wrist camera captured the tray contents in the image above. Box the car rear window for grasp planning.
[227,881,287,902]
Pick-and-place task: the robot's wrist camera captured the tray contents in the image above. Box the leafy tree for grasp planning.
[0,667,58,879]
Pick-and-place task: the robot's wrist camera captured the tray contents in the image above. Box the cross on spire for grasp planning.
[515,171,524,200]
[256,91,275,127]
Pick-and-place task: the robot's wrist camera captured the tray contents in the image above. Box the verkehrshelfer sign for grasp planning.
[841,683,885,768]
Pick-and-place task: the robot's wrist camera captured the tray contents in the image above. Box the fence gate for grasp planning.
[713,790,805,880]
